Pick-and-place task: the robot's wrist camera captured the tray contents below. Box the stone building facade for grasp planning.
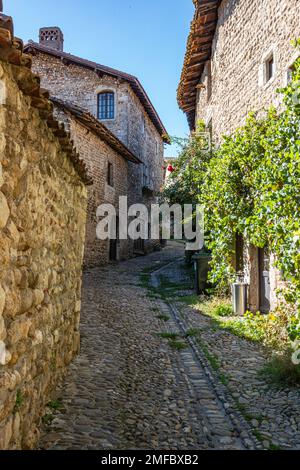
[178,0,300,312]
[52,98,140,266]
[0,12,90,448]
[25,32,168,258]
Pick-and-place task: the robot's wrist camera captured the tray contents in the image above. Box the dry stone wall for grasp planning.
[0,15,89,449]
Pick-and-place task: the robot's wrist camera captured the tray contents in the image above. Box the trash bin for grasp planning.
[232,281,248,315]
[185,248,197,265]
[192,253,212,295]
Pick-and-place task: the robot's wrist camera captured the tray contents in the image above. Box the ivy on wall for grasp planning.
[165,41,300,343]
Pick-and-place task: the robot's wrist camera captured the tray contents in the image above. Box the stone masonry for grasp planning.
[25,38,168,256]
[70,118,130,265]
[194,0,300,140]
[37,242,300,451]
[0,13,90,449]
[53,100,139,266]
[178,0,300,312]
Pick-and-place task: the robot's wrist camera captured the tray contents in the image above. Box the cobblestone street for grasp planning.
[39,243,300,450]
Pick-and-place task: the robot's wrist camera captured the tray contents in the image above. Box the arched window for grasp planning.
[97,92,115,120]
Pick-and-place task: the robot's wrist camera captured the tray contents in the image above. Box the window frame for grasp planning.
[260,49,276,87]
[97,91,115,121]
[265,55,275,83]
[286,57,299,84]
[287,66,294,84]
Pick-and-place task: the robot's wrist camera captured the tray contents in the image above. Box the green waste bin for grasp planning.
[192,253,212,294]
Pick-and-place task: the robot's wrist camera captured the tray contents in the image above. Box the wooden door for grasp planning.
[109,216,118,261]
[109,239,117,261]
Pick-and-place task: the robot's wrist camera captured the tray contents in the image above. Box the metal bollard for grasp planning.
[232,281,248,316]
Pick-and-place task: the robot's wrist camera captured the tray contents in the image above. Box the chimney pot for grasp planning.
[39,27,64,51]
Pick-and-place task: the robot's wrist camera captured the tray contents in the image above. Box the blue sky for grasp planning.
[8,0,194,157]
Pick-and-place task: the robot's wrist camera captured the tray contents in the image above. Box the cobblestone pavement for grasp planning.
[38,242,299,450]
[157,252,300,451]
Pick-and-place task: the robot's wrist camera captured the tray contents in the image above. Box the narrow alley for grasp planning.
[37,242,286,451]
[2,0,300,458]
[39,243,243,450]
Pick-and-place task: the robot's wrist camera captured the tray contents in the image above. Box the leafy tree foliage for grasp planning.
[165,42,300,342]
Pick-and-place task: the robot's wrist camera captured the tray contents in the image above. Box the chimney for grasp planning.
[39,27,64,51]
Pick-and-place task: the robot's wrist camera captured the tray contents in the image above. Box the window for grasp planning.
[98,92,115,120]
[287,61,298,84]
[287,67,294,84]
[107,162,114,187]
[265,54,275,83]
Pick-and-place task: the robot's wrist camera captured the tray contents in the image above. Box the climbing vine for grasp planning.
[165,41,300,345]
[203,51,300,339]
[163,121,212,207]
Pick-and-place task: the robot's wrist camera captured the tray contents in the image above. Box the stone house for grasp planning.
[51,97,140,266]
[0,11,90,448]
[178,0,300,312]
[25,28,169,261]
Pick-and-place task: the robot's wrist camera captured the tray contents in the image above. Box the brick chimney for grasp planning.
[39,27,64,51]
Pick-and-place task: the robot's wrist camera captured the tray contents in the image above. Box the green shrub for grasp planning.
[13,390,24,414]
[213,303,233,317]
[260,353,300,386]
[168,340,188,350]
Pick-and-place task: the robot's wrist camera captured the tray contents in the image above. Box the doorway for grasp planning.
[109,216,119,261]
[258,247,270,313]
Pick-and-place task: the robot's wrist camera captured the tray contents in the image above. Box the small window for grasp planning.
[98,92,115,120]
[265,54,274,83]
[287,67,294,84]
[287,61,298,84]
[107,162,114,187]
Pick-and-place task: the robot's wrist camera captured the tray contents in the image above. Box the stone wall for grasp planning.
[194,0,300,311]
[196,0,300,138]
[0,18,88,449]
[29,53,164,172]
[55,109,130,265]
[29,51,165,252]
